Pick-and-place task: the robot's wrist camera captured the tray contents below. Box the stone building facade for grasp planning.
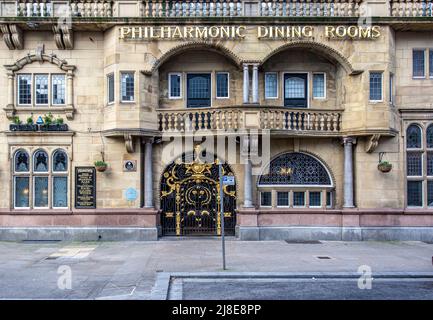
[0,0,432,241]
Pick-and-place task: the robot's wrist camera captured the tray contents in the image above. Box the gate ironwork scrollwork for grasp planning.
[160,148,236,236]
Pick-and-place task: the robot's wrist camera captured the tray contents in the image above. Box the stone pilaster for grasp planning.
[343,137,356,208]
[243,63,249,104]
[144,139,154,208]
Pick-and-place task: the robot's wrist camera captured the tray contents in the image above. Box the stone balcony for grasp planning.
[157,106,342,136]
[2,0,430,19]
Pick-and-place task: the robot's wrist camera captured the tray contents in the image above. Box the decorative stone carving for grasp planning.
[0,24,23,50]
[53,24,74,50]
[365,134,381,153]
[124,134,135,153]
[3,48,76,120]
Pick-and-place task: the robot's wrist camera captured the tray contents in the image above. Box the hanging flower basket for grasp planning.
[378,161,392,173]
[94,161,108,172]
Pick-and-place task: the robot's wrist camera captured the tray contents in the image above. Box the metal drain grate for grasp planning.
[285,240,322,244]
[316,256,332,259]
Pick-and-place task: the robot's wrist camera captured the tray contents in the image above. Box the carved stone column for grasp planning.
[343,137,356,208]
[66,70,75,120]
[252,64,259,104]
[243,63,249,104]
[242,135,253,208]
[4,72,15,119]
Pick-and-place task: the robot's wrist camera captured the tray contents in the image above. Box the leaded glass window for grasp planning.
[121,72,135,102]
[52,74,66,105]
[428,152,433,176]
[293,192,305,207]
[34,150,48,172]
[277,192,289,207]
[107,73,115,104]
[407,152,423,176]
[428,181,433,207]
[285,77,305,98]
[407,181,422,207]
[53,176,68,208]
[369,72,382,101]
[259,153,331,186]
[326,191,332,207]
[405,122,433,208]
[14,177,29,208]
[427,125,433,148]
[13,149,69,209]
[34,176,49,208]
[35,74,49,105]
[53,150,68,172]
[216,73,229,98]
[15,150,29,172]
[413,49,425,78]
[265,73,278,99]
[260,192,272,207]
[17,74,32,105]
[406,124,422,149]
[309,191,321,207]
[428,50,433,78]
[313,73,325,98]
[169,73,181,98]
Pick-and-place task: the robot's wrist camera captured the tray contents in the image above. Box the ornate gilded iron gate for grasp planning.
[160,150,236,236]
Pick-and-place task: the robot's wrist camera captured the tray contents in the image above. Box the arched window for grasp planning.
[14,150,29,172]
[53,150,68,172]
[13,150,30,208]
[258,152,333,209]
[13,149,69,209]
[52,149,68,208]
[427,124,433,148]
[406,124,422,149]
[34,150,48,172]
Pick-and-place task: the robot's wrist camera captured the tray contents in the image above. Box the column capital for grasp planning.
[342,136,357,146]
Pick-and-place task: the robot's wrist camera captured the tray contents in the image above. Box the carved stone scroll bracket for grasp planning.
[365,134,381,153]
[52,24,74,50]
[124,134,135,153]
[3,104,15,120]
[0,24,23,50]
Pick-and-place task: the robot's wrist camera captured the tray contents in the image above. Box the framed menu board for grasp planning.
[75,167,96,209]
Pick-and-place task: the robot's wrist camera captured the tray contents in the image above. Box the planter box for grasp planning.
[39,124,69,131]
[9,124,37,131]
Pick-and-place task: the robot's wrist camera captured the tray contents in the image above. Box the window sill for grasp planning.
[9,209,72,215]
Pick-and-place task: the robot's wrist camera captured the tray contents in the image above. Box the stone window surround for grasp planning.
[12,147,71,210]
[369,71,383,103]
[411,48,433,80]
[3,49,76,120]
[16,73,67,107]
[120,71,136,103]
[405,122,433,209]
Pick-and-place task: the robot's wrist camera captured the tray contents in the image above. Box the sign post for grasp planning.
[218,163,226,270]
[219,165,235,271]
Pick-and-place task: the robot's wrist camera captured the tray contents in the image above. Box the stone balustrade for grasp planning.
[259,0,362,17]
[7,0,366,18]
[142,0,243,17]
[390,0,433,17]
[9,1,431,21]
[157,107,341,134]
[15,0,113,17]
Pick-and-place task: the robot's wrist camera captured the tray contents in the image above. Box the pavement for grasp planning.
[0,239,432,299]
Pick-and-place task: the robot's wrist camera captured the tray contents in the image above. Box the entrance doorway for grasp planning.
[187,73,211,108]
[160,149,236,236]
